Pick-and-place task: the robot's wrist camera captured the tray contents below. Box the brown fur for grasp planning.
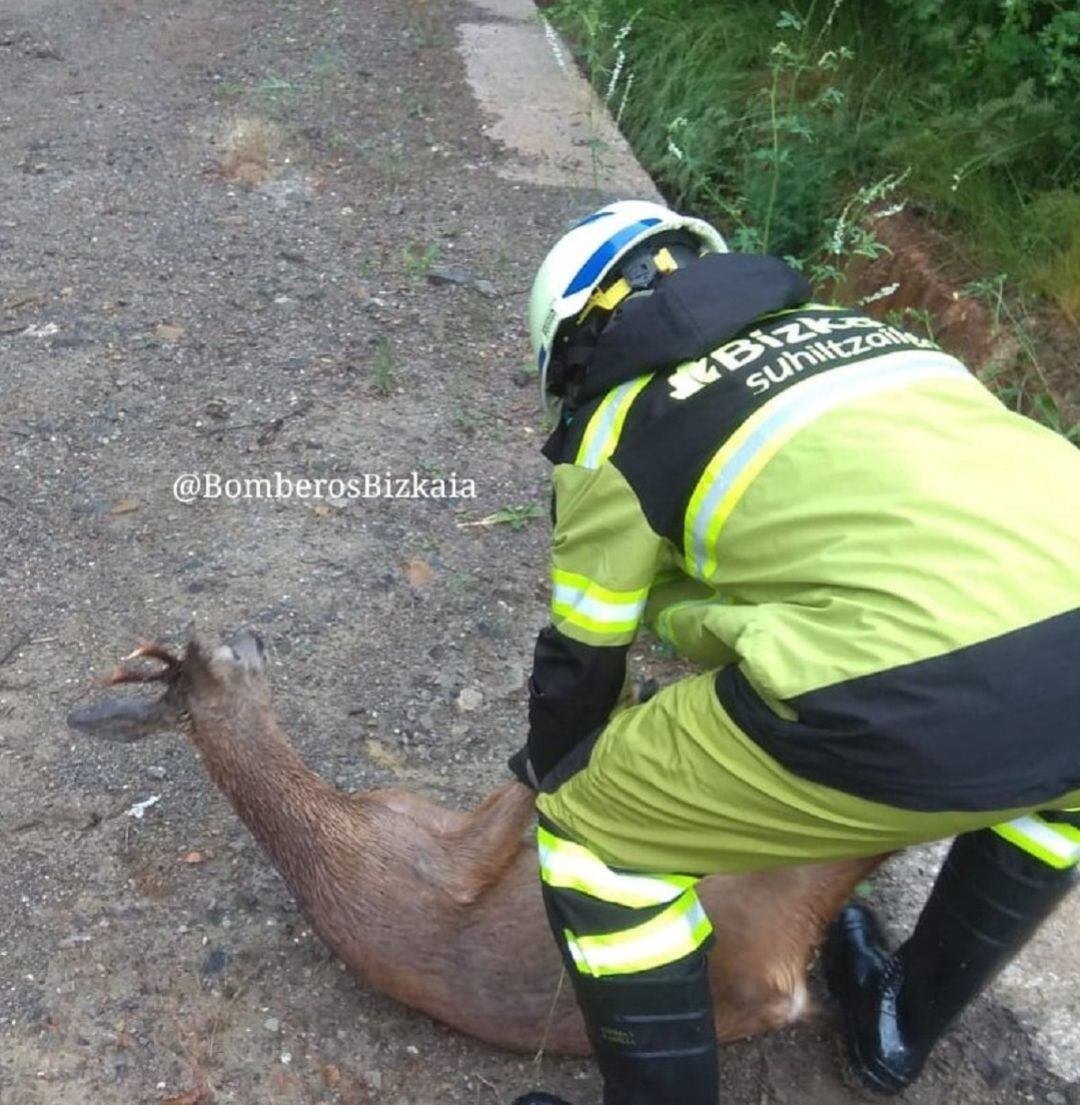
[103,637,884,1054]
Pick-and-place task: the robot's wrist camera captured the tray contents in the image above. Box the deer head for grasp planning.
[67,630,271,743]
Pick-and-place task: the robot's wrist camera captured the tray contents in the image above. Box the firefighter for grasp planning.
[507,201,1080,1105]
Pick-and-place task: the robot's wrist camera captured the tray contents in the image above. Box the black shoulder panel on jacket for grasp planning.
[577,253,810,403]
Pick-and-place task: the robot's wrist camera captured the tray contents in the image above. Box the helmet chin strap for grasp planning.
[549,233,704,411]
[575,244,685,326]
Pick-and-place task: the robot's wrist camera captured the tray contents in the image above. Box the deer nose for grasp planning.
[226,629,266,670]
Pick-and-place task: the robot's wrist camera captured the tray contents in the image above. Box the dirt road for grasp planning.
[0,0,1077,1102]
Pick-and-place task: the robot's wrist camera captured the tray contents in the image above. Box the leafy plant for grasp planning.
[402,242,440,280]
[543,0,1079,443]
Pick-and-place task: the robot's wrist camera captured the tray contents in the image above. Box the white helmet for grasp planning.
[528,199,727,413]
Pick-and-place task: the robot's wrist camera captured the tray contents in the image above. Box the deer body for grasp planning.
[70,634,883,1054]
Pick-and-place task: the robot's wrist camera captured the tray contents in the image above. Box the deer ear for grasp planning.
[177,640,227,706]
[67,693,180,742]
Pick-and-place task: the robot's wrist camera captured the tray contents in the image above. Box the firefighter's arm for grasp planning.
[513,462,664,787]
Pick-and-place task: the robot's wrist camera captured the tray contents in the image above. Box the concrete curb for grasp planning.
[458,0,661,199]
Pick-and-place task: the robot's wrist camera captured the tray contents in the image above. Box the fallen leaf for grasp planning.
[457,503,542,531]
[322,1065,342,1088]
[155,322,186,342]
[162,1090,205,1105]
[311,503,336,518]
[181,851,205,865]
[108,498,140,516]
[403,557,432,588]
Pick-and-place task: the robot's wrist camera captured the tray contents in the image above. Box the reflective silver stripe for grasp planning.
[538,827,693,908]
[992,815,1080,869]
[550,569,648,637]
[576,375,652,469]
[550,581,647,629]
[684,352,971,579]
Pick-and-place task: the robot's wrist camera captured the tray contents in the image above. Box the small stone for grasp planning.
[426,266,471,287]
[263,1017,281,1033]
[154,322,185,342]
[200,948,230,978]
[363,1070,383,1091]
[145,765,168,780]
[455,686,484,713]
[1046,1092,1066,1105]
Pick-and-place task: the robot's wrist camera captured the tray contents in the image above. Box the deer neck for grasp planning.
[187,715,369,911]
[183,712,452,1006]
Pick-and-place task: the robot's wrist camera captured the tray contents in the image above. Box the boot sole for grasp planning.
[833,1015,909,1098]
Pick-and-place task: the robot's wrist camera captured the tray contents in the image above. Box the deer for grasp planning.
[67,630,884,1056]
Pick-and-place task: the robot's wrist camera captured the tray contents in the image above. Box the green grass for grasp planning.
[543,0,1080,442]
[401,242,440,280]
[545,0,1080,316]
[968,274,1080,441]
[372,336,396,396]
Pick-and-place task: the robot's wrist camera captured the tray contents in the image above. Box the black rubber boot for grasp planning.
[568,951,719,1105]
[825,829,1078,1094]
[511,1095,575,1105]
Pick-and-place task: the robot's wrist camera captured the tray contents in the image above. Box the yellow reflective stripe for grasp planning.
[563,891,713,977]
[551,570,648,607]
[551,568,649,636]
[575,374,653,470]
[537,828,694,908]
[992,815,1080,869]
[754,301,845,323]
[684,352,970,579]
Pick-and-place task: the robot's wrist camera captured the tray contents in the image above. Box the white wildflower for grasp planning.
[605,49,626,103]
[543,20,568,74]
[615,71,635,126]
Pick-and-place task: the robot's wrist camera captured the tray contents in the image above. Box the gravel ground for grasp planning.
[0,0,1077,1102]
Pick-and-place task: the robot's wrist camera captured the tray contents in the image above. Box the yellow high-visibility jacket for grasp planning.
[523,254,1080,813]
